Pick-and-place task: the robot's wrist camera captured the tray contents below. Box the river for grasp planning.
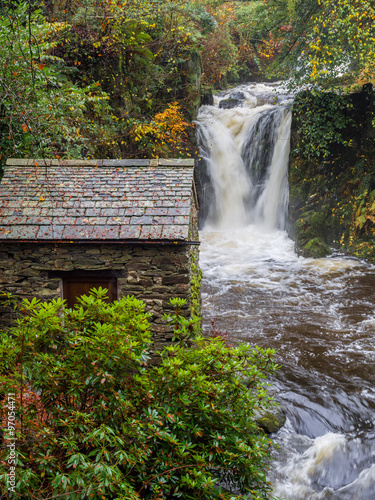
[196,83,375,499]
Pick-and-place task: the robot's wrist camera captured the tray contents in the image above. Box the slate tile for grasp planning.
[5,201,22,208]
[152,216,174,225]
[50,209,67,217]
[92,225,120,239]
[110,202,128,209]
[174,199,190,207]
[95,201,113,208]
[130,216,153,225]
[174,216,190,224]
[138,200,154,208]
[140,225,163,239]
[0,163,196,242]
[62,226,93,239]
[145,207,169,216]
[37,225,65,239]
[51,217,77,225]
[25,216,45,225]
[7,216,28,224]
[103,159,150,166]
[77,217,108,225]
[119,226,140,239]
[65,208,86,217]
[73,217,92,225]
[125,208,144,217]
[0,226,10,238]
[76,201,96,208]
[85,208,102,217]
[1,225,39,239]
[167,207,190,216]
[162,225,189,240]
[107,216,130,225]
[101,208,120,216]
[24,201,39,208]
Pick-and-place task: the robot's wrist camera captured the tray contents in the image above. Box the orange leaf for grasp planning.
[21,123,28,133]
[38,63,45,70]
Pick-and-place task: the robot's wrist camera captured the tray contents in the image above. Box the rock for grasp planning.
[200,91,214,106]
[229,91,246,100]
[255,406,286,434]
[219,98,242,109]
[303,237,331,258]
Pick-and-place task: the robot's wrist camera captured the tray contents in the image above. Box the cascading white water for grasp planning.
[197,107,253,228]
[197,83,375,500]
[253,110,291,229]
[196,85,292,230]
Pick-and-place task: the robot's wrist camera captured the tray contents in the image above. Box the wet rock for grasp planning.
[255,406,286,434]
[219,98,242,109]
[229,91,246,100]
[303,237,332,258]
[200,91,214,106]
[293,208,337,258]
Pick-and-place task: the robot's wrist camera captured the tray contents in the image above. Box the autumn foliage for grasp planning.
[130,103,193,158]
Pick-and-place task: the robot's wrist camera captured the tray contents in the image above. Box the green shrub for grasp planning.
[0,290,278,499]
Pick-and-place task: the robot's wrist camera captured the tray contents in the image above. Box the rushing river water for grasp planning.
[196,83,375,499]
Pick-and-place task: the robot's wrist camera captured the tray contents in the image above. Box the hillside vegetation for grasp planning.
[1,0,374,253]
[0,0,267,166]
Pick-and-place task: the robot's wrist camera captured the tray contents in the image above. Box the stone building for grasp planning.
[0,158,200,350]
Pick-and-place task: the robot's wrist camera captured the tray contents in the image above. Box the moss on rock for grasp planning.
[255,407,286,434]
[303,238,331,258]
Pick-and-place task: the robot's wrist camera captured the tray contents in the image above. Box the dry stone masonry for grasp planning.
[0,159,200,350]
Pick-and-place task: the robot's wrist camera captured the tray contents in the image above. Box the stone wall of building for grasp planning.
[0,242,196,351]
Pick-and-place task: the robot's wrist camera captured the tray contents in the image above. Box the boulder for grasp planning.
[200,91,214,106]
[229,91,246,100]
[303,237,331,258]
[255,406,286,434]
[219,98,242,109]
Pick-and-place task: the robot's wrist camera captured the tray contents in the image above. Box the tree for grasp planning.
[0,290,278,499]
[0,1,117,165]
[256,0,375,89]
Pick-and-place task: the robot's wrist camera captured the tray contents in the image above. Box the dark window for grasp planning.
[63,276,117,308]
[49,270,120,308]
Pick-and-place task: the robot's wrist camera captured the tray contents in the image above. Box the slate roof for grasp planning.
[0,159,198,242]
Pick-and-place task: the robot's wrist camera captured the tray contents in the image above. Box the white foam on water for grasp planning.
[197,82,375,500]
[271,433,349,499]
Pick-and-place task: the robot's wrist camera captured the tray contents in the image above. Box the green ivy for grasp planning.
[293,90,352,160]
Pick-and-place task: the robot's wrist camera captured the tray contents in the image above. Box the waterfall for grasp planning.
[196,85,292,231]
[197,83,375,500]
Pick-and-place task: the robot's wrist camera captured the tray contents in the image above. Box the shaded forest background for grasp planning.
[0,0,274,165]
[1,0,374,163]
